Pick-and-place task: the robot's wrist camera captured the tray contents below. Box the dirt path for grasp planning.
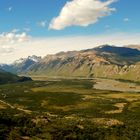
[0,99,14,109]
[0,99,32,114]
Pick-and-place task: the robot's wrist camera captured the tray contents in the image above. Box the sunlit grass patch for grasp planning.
[128,101,140,112]
[105,103,127,114]
[0,102,7,109]
[91,118,124,127]
[41,99,95,112]
[101,93,140,102]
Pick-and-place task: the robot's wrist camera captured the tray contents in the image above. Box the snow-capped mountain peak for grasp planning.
[27,55,41,62]
[13,55,41,65]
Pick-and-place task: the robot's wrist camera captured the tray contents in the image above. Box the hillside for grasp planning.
[1,45,140,82]
[0,55,41,73]
[0,69,32,84]
[126,45,140,50]
[27,45,140,81]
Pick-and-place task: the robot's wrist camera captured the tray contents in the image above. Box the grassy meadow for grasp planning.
[0,78,140,139]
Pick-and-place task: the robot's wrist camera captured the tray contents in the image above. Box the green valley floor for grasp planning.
[0,78,140,140]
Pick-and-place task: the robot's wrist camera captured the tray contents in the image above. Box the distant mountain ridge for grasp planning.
[0,55,41,73]
[126,45,140,50]
[1,45,140,82]
[94,45,140,57]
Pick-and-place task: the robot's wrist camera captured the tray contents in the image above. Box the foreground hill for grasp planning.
[1,45,140,82]
[0,69,32,84]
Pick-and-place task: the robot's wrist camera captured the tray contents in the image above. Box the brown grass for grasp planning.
[105,103,127,114]
[91,118,123,127]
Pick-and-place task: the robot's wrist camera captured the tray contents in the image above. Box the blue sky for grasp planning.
[0,0,140,63]
[0,0,140,37]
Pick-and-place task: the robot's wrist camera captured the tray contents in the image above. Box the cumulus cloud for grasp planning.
[11,28,20,33]
[49,0,116,30]
[0,32,29,44]
[0,31,29,59]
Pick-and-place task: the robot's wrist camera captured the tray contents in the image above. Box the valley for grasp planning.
[1,45,140,139]
[93,78,140,92]
[1,78,140,139]
[0,0,140,139]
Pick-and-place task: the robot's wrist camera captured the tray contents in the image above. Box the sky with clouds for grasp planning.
[0,0,140,63]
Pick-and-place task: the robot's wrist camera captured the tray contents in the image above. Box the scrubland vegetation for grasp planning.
[0,79,140,139]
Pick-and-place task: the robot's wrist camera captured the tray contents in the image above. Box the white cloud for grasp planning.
[37,20,47,28]
[0,31,140,64]
[11,28,20,33]
[0,32,29,44]
[124,18,130,22]
[0,31,29,61]
[0,46,14,55]
[49,0,116,30]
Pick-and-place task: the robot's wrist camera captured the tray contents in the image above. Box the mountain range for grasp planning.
[0,55,41,73]
[1,45,140,82]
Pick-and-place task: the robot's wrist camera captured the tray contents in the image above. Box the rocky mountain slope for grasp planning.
[0,55,41,73]
[1,45,140,82]
[26,45,140,81]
